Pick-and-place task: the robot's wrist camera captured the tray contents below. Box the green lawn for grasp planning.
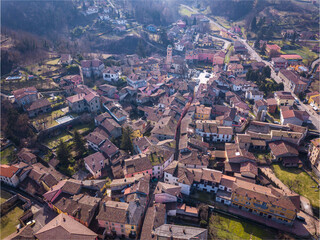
[179,5,195,17]
[283,46,318,60]
[0,206,24,239]
[0,190,12,204]
[0,146,16,165]
[209,213,277,240]
[272,164,320,210]
[72,122,95,135]
[31,109,66,131]
[215,16,231,29]
[46,58,60,65]
[43,131,73,149]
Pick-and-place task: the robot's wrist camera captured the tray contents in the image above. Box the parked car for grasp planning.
[296,215,306,222]
[26,220,36,226]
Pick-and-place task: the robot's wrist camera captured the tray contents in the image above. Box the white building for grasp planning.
[174,41,184,51]
[152,153,174,179]
[126,73,147,89]
[84,152,106,179]
[164,162,192,195]
[195,121,233,142]
[103,68,119,82]
[86,6,99,15]
[245,90,264,101]
[0,165,20,187]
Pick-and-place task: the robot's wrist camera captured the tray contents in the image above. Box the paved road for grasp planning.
[182,4,320,130]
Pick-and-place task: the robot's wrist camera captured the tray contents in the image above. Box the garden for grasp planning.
[208,212,277,240]
[0,205,24,239]
[272,164,320,214]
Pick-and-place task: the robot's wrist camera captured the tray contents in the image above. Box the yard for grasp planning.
[31,108,67,131]
[283,46,318,60]
[208,212,277,240]
[0,205,24,239]
[72,121,95,135]
[43,131,73,149]
[0,190,12,204]
[0,146,16,165]
[272,164,320,211]
[190,190,215,205]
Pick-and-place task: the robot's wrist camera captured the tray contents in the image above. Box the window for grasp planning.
[131,226,134,229]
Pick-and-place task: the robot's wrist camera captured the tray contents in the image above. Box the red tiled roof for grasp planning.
[26,98,51,111]
[280,54,303,60]
[0,165,19,178]
[66,93,85,103]
[268,141,299,157]
[12,87,37,101]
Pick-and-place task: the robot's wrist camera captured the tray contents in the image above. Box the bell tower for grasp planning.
[166,45,173,65]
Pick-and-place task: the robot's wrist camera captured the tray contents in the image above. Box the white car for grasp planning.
[26,220,36,226]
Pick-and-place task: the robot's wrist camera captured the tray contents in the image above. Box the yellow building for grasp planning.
[231,180,297,225]
[274,91,295,106]
[308,138,320,177]
[195,105,212,120]
[308,93,320,104]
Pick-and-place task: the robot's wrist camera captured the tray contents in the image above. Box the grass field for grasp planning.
[0,190,12,204]
[0,146,16,165]
[209,213,277,240]
[46,58,60,65]
[72,122,95,135]
[44,131,73,149]
[0,206,24,239]
[0,146,15,164]
[283,46,318,60]
[179,5,195,17]
[214,16,231,29]
[272,164,320,210]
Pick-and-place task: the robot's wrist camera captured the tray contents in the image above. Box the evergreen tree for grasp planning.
[254,38,260,49]
[120,127,133,154]
[74,130,86,157]
[251,16,257,32]
[291,31,297,45]
[57,140,71,165]
[159,28,169,46]
[136,39,146,58]
[193,17,197,25]
[262,66,271,78]
[261,42,266,55]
